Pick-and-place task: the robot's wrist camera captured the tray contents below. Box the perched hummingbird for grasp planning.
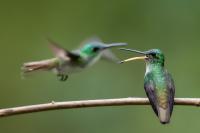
[22,38,127,81]
[119,48,175,124]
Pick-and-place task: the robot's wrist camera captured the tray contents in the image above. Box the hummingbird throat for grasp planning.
[146,63,161,74]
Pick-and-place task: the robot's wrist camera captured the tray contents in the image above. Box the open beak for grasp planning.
[119,48,148,63]
[102,43,127,49]
[119,56,147,63]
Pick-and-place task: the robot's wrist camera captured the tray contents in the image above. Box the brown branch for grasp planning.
[0,98,199,117]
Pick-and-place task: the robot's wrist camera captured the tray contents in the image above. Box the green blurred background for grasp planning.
[0,0,200,133]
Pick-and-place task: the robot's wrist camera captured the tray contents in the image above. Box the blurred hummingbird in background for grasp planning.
[119,48,175,124]
[22,38,127,81]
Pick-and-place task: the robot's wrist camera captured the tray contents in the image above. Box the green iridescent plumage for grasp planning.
[120,48,175,124]
[22,38,127,81]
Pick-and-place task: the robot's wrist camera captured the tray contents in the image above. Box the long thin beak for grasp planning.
[119,48,146,54]
[119,56,147,63]
[103,43,127,49]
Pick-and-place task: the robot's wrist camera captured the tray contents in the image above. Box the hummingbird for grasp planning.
[21,38,127,81]
[119,48,175,124]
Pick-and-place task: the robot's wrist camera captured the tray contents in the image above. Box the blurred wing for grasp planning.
[165,71,175,116]
[101,49,120,63]
[78,36,102,48]
[48,38,80,61]
[144,73,158,116]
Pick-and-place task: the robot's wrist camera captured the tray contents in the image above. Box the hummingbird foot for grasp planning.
[57,74,68,81]
[118,61,124,64]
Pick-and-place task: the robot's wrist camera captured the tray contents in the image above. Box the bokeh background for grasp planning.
[0,0,200,133]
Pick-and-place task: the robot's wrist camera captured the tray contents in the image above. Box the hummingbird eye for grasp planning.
[147,53,156,59]
[151,53,156,57]
[92,47,100,52]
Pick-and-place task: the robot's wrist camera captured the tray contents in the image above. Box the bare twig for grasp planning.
[0,98,199,117]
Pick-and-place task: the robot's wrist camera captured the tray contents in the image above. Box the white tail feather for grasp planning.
[22,58,59,73]
[158,107,170,124]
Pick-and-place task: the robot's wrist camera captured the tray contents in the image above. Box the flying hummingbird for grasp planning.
[119,48,175,124]
[22,38,127,81]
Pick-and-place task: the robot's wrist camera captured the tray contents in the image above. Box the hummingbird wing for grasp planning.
[144,73,158,116]
[101,49,120,63]
[78,36,102,49]
[165,71,175,116]
[48,39,80,61]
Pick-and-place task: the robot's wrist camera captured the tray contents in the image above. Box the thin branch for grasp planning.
[0,98,199,117]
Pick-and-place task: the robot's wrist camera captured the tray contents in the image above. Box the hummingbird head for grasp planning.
[119,48,165,66]
[81,42,127,57]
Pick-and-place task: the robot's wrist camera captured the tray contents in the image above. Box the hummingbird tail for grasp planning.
[22,58,59,73]
[158,107,170,124]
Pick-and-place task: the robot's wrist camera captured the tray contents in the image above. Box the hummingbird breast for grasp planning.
[146,65,168,108]
[53,53,102,75]
[53,61,85,75]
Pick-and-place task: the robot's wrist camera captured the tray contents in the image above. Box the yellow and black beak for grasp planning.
[119,56,147,63]
[119,48,148,63]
